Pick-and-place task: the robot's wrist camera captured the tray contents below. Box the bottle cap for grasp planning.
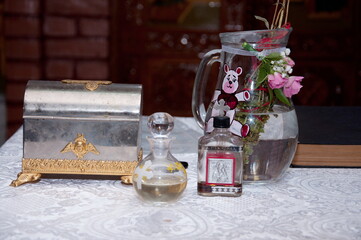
[213,116,230,128]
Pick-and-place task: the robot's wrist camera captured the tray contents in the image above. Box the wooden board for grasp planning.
[292,144,361,167]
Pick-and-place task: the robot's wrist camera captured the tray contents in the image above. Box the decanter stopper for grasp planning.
[147,112,174,138]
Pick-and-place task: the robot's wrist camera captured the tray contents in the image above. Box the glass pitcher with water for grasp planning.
[192,28,299,183]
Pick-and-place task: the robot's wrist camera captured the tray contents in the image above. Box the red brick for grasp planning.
[6,103,23,137]
[5,39,41,60]
[46,60,74,79]
[0,14,2,36]
[4,17,40,37]
[79,18,109,36]
[76,61,108,79]
[5,82,27,103]
[44,17,77,37]
[46,0,109,16]
[4,0,40,15]
[5,62,41,80]
[7,122,22,139]
[45,39,108,58]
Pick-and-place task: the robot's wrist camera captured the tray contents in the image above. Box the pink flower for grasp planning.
[284,57,295,67]
[283,76,303,97]
[268,72,287,89]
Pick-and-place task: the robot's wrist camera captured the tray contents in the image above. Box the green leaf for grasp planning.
[274,88,291,106]
[242,42,256,52]
[256,62,270,88]
[265,52,283,61]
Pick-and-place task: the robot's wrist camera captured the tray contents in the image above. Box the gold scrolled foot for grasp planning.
[10,172,42,187]
[120,175,133,185]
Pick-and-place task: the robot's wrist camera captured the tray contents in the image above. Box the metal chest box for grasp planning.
[11,80,143,186]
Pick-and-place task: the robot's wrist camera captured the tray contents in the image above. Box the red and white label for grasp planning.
[205,153,235,186]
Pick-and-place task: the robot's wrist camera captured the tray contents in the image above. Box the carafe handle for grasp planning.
[192,49,221,129]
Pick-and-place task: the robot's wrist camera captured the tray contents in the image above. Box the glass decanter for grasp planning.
[132,112,187,204]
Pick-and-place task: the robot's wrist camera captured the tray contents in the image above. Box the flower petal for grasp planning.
[283,78,303,97]
[268,72,287,89]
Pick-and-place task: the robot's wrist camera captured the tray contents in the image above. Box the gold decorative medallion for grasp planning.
[61,80,112,91]
[61,133,99,159]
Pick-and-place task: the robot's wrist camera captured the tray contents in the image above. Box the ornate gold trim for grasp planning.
[61,133,99,159]
[11,149,142,187]
[22,158,138,175]
[120,175,133,185]
[10,172,41,187]
[61,80,112,91]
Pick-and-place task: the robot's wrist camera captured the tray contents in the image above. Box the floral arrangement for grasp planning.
[241,41,303,106]
[233,0,304,163]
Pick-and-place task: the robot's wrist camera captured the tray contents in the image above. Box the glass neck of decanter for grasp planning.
[147,136,173,159]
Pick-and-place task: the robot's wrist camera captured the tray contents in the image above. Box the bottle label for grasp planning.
[205,153,235,185]
[205,146,240,151]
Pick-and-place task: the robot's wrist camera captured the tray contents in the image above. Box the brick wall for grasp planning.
[3,0,111,137]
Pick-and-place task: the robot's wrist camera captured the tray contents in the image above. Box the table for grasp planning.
[1,117,361,240]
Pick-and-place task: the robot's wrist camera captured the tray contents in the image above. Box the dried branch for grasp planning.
[255,15,270,29]
[257,0,291,30]
[271,0,280,29]
[285,0,290,25]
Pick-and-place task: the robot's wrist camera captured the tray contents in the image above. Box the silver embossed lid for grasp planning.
[24,80,143,120]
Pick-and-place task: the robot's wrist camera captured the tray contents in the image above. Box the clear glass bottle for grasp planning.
[133,112,187,204]
[198,116,243,197]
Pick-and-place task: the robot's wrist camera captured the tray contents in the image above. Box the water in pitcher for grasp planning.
[239,108,298,182]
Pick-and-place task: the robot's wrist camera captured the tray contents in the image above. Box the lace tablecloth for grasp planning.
[0,118,360,240]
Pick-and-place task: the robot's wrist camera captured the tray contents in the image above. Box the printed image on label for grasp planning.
[206,153,235,185]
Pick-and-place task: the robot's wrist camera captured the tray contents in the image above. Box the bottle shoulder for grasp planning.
[199,131,243,146]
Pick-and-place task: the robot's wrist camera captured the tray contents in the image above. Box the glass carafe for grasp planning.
[192,28,299,183]
[132,112,187,204]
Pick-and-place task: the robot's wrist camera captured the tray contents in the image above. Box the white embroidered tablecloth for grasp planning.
[0,118,360,240]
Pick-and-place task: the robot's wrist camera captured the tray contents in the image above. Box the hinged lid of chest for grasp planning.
[11,80,143,187]
[24,80,142,120]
